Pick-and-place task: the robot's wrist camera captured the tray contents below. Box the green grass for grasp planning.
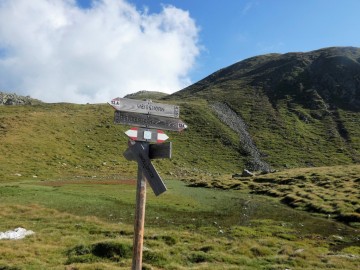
[187,164,360,226]
[124,90,169,100]
[1,179,359,269]
[0,101,248,182]
[1,99,359,183]
[0,101,359,269]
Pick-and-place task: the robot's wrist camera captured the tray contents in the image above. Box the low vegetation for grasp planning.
[0,179,359,269]
[0,101,359,269]
[185,164,360,227]
[1,47,360,268]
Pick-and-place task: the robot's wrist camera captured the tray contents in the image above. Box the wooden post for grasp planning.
[112,97,186,269]
[132,143,148,270]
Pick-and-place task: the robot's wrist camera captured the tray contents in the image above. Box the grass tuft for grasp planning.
[66,241,132,264]
[143,250,168,267]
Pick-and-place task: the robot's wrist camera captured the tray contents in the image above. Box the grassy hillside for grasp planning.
[186,164,360,225]
[0,103,131,181]
[1,97,359,180]
[1,178,359,269]
[1,47,360,269]
[124,90,169,100]
[1,100,359,225]
[167,47,360,169]
[0,101,246,182]
[1,48,360,181]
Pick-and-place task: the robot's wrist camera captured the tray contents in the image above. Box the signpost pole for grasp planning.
[110,97,187,269]
[132,143,148,270]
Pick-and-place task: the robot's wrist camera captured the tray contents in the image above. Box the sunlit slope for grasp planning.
[1,98,359,183]
[1,47,360,181]
[0,101,245,181]
[166,47,360,168]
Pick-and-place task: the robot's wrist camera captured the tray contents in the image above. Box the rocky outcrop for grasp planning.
[0,92,41,105]
[210,102,272,172]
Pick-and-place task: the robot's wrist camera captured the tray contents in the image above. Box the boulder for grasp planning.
[241,169,254,177]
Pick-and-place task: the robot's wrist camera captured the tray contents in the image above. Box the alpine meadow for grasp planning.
[0,47,359,269]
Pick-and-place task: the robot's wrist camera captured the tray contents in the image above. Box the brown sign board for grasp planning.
[129,141,167,196]
[114,111,187,132]
[110,97,180,118]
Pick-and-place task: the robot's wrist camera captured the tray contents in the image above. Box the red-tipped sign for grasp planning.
[125,128,169,143]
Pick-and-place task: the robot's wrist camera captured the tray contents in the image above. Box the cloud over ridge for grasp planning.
[0,0,200,103]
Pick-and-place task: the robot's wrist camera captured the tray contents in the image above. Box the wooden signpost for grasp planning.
[110,97,180,118]
[124,142,172,161]
[127,140,167,196]
[114,111,187,131]
[109,98,187,270]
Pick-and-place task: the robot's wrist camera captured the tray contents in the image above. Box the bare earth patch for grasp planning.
[38,179,137,187]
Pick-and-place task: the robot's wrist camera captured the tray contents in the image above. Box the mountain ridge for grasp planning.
[169,46,360,112]
[165,46,360,168]
[0,46,359,181]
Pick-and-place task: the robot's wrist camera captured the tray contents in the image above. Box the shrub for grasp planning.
[66,241,132,264]
[92,241,132,260]
[143,250,168,267]
[188,252,212,263]
[250,246,273,257]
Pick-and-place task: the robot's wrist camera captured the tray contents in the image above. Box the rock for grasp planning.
[232,169,255,178]
[0,91,42,106]
[241,169,254,177]
[0,227,35,240]
[210,102,272,172]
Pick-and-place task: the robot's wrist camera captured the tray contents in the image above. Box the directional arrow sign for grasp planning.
[149,142,172,160]
[129,141,167,196]
[110,97,180,118]
[125,128,169,143]
[124,142,172,161]
[114,111,187,132]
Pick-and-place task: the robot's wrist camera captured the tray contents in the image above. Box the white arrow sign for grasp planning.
[125,128,169,143]
[114,111,187,132]
[109,97,180,118]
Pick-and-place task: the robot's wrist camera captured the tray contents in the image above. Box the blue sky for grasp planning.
[125,0,360,82]
[0,0,359,103]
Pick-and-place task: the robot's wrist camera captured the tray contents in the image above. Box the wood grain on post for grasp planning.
[132,165,147,270]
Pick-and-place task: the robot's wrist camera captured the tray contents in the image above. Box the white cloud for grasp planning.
[0,0,200,103]
[242,1,258,15]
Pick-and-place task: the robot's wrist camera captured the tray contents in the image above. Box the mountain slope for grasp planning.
[0,101,245,181]
[124,90,168,100]
[171,46,360,111]
[0,47,359,182]
[166,47,360,168]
